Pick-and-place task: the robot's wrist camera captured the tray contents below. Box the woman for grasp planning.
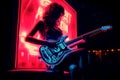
[25,2,86,80]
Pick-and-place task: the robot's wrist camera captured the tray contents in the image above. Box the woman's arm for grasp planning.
[25,22,51,45]
[25,36,57,48]
[25,36,50,45]
[25,27,56,47]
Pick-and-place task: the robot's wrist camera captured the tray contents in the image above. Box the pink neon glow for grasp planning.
[16,0,77,69]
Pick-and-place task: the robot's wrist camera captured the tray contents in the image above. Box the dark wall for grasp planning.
[66,0,120,49]
[2,0,19,74]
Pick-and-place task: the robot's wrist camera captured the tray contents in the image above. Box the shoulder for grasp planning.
[35,21,45,29]
[36,21,45,27]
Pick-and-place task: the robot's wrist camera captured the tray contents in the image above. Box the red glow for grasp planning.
[15,0,77,69]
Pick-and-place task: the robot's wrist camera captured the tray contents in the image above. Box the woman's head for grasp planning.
[43,2,64,28]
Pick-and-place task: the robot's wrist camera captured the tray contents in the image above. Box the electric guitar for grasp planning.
[39,25,112,67]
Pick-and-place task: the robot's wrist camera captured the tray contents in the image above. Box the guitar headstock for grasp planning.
[100,25,112,31]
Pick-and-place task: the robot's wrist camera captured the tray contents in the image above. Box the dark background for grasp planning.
[1,0,120,78]
[65,0,120,49]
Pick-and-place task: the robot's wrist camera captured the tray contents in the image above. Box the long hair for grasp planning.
[43,2,64,28]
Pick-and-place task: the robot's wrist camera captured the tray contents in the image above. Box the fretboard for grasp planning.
[65,28,101,45]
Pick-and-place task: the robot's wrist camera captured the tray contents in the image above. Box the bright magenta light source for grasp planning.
[15,0,77,69]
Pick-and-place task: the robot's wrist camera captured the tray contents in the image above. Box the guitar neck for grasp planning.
[65,28,101,45]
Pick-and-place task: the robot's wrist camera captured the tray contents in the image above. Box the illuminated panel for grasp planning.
[15,0,77,69]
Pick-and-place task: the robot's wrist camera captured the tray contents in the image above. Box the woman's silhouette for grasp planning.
[25,2,86,80]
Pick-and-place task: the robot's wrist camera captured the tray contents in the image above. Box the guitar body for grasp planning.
[40,36,72,67]
[39,25,112,67]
